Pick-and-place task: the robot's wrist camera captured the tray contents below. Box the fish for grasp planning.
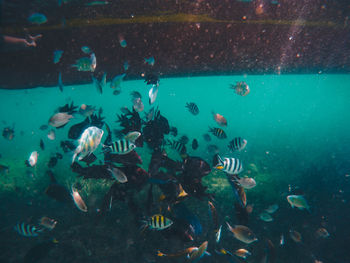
[207,144,219,154]
[226,223,257,244]
[265,204,279,214]
[26,151,38,167]
[108,166,128,183]
[169,126,178,137]
[144,56,155,66]
[259,212,273,222]
[209,127,227,139]
[39,216,57,230]
[214,154,243,174]
[48,156,58,168]
[60,140,76,153]
[79,104,96,117]
[124,131,141,143]
[144,73,159,86]
[192,139,198,150]
[81,46,92,54]
[212,112,227,126]
[186,102,199,115]
[149,85,159,104]
[47,130,55,141]
[179,135,189,145]
[2,127,14,140]
[234,177,256,189]
[230,81,250,96]
[53,50,64,64]
[234,248,251,259]
[72,126,104,163]
[28,13,47,25]
[143,214,173,230]
[228,137,247,152]
[58,72,63,92]
[39,139,45,150]
[72,53,96,72]
[132,97,144,112]
[166,140,187,155]
[85,1,109,6]
[14,222,43,237]
[102,139,136,155]
[289,229,302,243]
[287,195,310,211]
[0,164,9,174]
[280,234,285,246]
[187,241,210,261]
[39,125,48,131]
[118,34,127,48]
[110,73,126,91]
[315,228,330,238]
[92,72,106,94]
[71,186,88,212]
[123,61,129,70]
[203,133,211,142]
[48,112,73,128]
[45,170,72,203]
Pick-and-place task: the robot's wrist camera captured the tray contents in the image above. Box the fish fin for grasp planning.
[157,251,166,257]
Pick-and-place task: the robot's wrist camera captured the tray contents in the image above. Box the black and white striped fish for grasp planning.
[228,137,247,152]
[186,102,199,115]
[209,127,227,139]
[213,154,243,174]
[102,139,136,154]
[145,214,173,230]
[14,222,43,237]
[167,139,187,155]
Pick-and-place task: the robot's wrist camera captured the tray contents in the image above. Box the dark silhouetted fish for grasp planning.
[71,162,113,180]
[105,151,143,166]
[144,73,159,86]
[68,117,90,140]
[169,126,178,137]
[172,202,202,235]
[58,102,78,114]
[185,102,199,115]
[60,140,76,153]
[80,152,97,166]
[2,127,14,140]
[207,144,219,154]
[39,139,45,150]
[45,170,72,203]
[48,157,58,168]
[56,153,63,159]
[192,139,198,150]
[203,133,211,142]
[39,125,48,130]
[179,135,189,145]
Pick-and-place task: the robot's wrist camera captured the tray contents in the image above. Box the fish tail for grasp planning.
[157,251,167,257]
[213,154,224,168]
[101,144,112,154]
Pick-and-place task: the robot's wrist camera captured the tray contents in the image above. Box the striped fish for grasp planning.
[214,154,243,174]
[186,102,199,115]
[103,139,136,154]
[147,214,173,230]
[228,137,247,152]
[209,127,227,139]
[167,140,187,155]
[14,222,43,237]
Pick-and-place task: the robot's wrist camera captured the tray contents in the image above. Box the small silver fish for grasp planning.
[53,50,64,64]
[108,167,128,183]
[149,85,159,105]
[124,131,141,143]
[47,129,56,140]
[71,186,88,212]
[27,151,38,167]
[49,112,73,128]
[72,53,96,72]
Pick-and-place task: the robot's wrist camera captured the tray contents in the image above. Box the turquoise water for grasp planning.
[1,74,350,262]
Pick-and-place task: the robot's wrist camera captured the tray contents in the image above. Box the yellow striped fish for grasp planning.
[147,214,173,230]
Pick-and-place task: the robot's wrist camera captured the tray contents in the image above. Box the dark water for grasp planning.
[0,74,349,263]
